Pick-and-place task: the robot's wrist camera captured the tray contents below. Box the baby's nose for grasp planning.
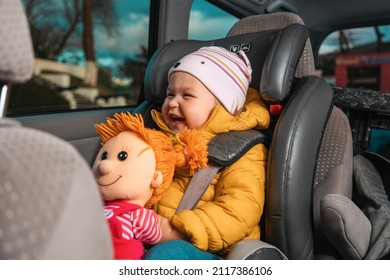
[168,97,179,107]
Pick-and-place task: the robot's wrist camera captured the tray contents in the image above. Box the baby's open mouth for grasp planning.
[170,114,185,123]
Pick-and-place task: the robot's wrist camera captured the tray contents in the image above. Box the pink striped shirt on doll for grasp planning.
[92,113,208,259]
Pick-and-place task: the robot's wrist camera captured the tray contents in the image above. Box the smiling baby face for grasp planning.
[162,71,218,133]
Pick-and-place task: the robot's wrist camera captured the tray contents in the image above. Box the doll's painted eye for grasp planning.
[118,151,128,161]
[101,151,108,160]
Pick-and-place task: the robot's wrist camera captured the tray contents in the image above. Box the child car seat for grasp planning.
[135,10,353,259]
[137,11,357,260]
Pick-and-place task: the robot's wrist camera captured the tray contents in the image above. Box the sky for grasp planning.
[58,0,239,77]
[319,25,390,54]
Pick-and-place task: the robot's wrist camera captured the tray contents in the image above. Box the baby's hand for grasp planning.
[156,214,188,242]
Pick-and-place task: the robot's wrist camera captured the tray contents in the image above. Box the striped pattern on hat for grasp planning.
[168,46,252,114]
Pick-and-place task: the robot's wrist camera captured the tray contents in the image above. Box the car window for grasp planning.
[317,24,390,157]
[188,0,238,40]
[317,25,390,90]
[7,0,150,116]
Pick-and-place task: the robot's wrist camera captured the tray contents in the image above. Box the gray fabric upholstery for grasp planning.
[320,194,371,259]
[320,152,390,260]
[353,152,390,259]
[227,12,315,78]
[314,107,353,188]
[0,0,34,83]
[313,106,354,258]
[0,119,112,259]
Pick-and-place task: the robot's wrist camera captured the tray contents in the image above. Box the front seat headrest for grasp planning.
[0,0,34,83]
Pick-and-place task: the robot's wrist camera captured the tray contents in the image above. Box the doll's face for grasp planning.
[92,131,162,206]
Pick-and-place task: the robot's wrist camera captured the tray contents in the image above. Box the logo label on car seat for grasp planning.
[229,43,251,53]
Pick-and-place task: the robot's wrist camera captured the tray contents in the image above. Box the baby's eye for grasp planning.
[118,151,128,161]
[101,151,108,160]
[183,93,195,99]
[165,92,174,99]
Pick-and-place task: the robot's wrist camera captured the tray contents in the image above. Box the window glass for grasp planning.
[317,25,390,90]
[7,0,150,116]
[188,0,238,40]
[317,25,390,157]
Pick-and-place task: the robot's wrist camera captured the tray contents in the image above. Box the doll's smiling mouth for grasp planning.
[98,176,122,187]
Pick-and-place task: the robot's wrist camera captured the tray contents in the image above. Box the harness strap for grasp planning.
[175,161,221,214]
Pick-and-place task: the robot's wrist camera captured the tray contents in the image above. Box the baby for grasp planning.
[144,46,270,259]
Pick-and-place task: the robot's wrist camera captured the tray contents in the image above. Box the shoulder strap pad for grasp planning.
[208,129,267,167]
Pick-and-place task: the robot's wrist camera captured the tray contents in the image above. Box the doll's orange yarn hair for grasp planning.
[95,112,208,208]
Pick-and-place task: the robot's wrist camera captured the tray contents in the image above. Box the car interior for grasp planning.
[1,0,390,260]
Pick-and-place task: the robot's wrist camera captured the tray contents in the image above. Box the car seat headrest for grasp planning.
[0,0,34,83]
[260,24,309,102]
[227,12,315,78]
[144,23,309,106]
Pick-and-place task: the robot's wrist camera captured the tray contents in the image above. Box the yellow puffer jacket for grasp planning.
[151,88,270,257]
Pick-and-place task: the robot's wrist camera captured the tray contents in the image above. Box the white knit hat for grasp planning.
[168,46,252,114]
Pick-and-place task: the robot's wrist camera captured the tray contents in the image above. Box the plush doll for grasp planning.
[92,112,208,260]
